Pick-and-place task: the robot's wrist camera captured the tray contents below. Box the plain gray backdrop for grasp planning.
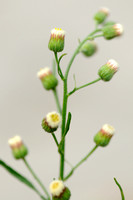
[0,0,132,199]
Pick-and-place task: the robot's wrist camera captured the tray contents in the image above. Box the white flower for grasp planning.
[51,28,65,38]
[8,135,22,149]
[101,124,115,136]
[46,111,61,128]
[113,24,124,35]
[49,180,65,196]
[37,67,52,79]
[107,59,119,71]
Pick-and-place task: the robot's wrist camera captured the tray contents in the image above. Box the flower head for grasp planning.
[49,180,65,197]
[37,67,58,90]
[102,23,123,39]
[94,7,109,24]
[49,180,71,200]
[48,28,65,52]
[94,124,115,147]
[42,111,61,133]
[98,59,119,81]
[8,136,28,159]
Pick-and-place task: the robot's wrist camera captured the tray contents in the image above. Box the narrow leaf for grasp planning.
[0,159,38,191]
[65,112,72,136]
[114,178,125,200]
[59,53,67,64]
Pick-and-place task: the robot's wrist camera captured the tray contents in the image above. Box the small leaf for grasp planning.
[114,178,125,200]
[59,53,67,64]
[65,112,72,136]
[0,159,38,191]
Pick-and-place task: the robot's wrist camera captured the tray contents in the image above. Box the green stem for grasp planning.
[114,178,125,200]
[68,77,101,96]
[64,145,98,181]
[52,88,62,114]
[59,78,68,180]
[52,133,59,146]
[54,52,64,80]
[59,29,102,180]
[22,158,50,200]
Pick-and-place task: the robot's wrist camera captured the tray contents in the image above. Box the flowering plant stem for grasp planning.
[114,178,125,200]
[64,145,98,181]
[22,158,50,200]
[54,28,103,180]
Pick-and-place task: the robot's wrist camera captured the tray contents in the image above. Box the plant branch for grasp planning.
[22,158,50,200]
[68,77,101,96]
[54,52,64,80]
[64,145,98,181]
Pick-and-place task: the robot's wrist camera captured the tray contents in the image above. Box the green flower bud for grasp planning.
[42,111,61,133]
[94,7,109,24]
[102,23,123,40]
[37,67,58,90]
[48,28,65,53]
[98,59,119,81]
[94,124,115,147]
[8,136,28,159]
[49,180,71,200]
[80,41,97,57]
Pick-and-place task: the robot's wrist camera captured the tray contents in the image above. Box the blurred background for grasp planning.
[0,0,132,199]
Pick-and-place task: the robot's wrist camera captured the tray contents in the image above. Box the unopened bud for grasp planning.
[94,124,115,147]
[49,180,71,200]
[42,111,61,133]
[102,23,123,40]
[94,7,109,24]
[98,59,119,81]
[8,136,28,159]
[48,28,65,53]
[37,67,58,90]
[80,41,97,57]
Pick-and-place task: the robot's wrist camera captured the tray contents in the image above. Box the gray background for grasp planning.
[0,0,132,199]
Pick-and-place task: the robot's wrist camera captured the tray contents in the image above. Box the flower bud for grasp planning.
[49,180,71,200]
[37,67,58,90]
[102,23,123,40]
[42,111,61,133]
[8,136,28,159]
[94,124,115,147]
[80,41,97,57]
[98,59,119,81]
[48,28,65,53]
[94,7,109,24]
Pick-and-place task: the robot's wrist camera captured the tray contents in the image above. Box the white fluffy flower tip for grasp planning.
[100,7,109,15]
[51,28,65,37]
[37,67,52,79]
[101,124,115,136]
[46,111,61,128]
[8,135,22,148]
[49,180,65,197]
[114,24,124,35]
[107,59,119,71]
